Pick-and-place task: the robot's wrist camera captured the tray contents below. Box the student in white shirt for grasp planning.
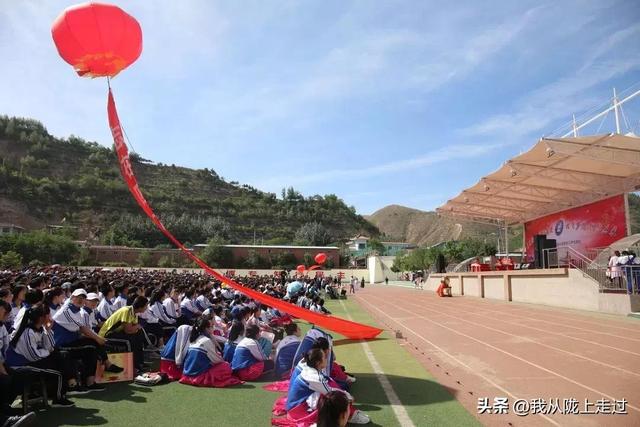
[96,283,116,323]
[6,304,74,407]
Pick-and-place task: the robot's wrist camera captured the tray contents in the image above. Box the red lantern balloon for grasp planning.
[51,2,142,78]
[314,253,327,265]
[296,265,305,274]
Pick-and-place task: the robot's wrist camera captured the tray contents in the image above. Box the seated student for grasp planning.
[0,300,23,416]
[162,287,181,325]
[12,289,43,332]
[99,296,149,373]
[201,305,228,351]
[160,324,192,381]
[436,277,452,297]
[274,322,301,380]
[317,299,331,315]
[112,282,129,311]
[138,290,164,349]
[194,288,212,313]
[179,288,201,323]
[231,324,274,381]
[82,293,123,375]
[247,304,276,355]
[222,321,244,364]
[44,288,64,319]
[316,390,351,427]
[179,316,242,388]
[96,283,116,324]
[5,304,75,407]
[293,328,355,388]
[8,286,26,332]
[284,349,369,426]
[151,289,177,328]
[51,289,106,393]
[207,305,228,336]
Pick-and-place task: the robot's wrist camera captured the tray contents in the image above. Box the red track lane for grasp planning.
[354,286,640,427]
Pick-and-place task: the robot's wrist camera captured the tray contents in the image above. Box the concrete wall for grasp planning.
[426,269,637,316]
[483,276,504,300]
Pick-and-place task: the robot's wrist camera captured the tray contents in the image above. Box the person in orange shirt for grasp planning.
[436,277,452,297]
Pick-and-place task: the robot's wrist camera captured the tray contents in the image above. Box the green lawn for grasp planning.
[38,298,478,427]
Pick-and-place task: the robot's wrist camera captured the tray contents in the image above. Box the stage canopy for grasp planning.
[437,134,640,224]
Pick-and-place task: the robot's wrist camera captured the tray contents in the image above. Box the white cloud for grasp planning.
[257,140,508,190]
[461,21,640,139]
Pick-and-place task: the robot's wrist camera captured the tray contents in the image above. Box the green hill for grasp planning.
[0,115,378,246]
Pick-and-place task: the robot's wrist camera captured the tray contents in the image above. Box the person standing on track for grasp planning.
[349,277,356,294]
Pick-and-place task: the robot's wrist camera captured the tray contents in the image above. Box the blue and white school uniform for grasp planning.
[12,303,31,332]
[274,335,301,379]
[232,337,267,371]
[160,324,192,380]
[151,301,176,325]
[51,304,84,346]
[96,297,115,323]
[49,303,61,319]
[162,297,180,322]
[5,328,56,367]
[292,328,334,378]
[179,297,200,321]
[112,294,128,311]
[222,337,241,364]
[0,323,8,364]
[286,363,348,411]
[5,326,65,400]
[81,307,98,330]
[179,335,241,387]
[6,303,21,332]
[194,295,211,312]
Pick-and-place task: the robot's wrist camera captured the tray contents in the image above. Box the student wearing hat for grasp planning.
[82,293,123,376]
[51,289,105,393]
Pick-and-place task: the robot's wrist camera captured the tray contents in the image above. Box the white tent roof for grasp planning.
[437,134,640,224]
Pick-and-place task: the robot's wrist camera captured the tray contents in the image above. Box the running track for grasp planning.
[354,284,640,427]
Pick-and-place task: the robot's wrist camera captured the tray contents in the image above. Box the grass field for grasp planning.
[39,297,478,427]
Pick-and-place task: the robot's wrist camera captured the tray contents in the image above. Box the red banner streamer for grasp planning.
[107,89,382,340]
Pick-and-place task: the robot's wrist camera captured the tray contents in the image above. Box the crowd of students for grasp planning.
[0,266,369,426]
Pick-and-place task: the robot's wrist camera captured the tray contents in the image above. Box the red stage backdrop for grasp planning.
[524,195,627,261]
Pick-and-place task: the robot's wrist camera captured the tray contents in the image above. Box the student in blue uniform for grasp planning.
[12,289,43,333]
[112,283,129,312]
[231,324,274,381]
[160,324,192,381]
[51,289,106,393]
[96,283,116,323]
[6,304,74,407]
[179,316,241,388]
[0,300,23,416]
[274,322,301,379]
[292,327,354,389]
[223,321,244,363]
[179,288,201,323]
[7,286,26,332]
[44,288,64,319]
[285,348,369,425]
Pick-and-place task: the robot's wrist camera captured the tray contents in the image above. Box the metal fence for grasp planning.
[542,246,615,291]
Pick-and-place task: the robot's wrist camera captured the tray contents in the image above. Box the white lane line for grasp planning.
[356,296,561,427]
[366,294,640,414]
[399,299,640,378]
[338,299,415,427]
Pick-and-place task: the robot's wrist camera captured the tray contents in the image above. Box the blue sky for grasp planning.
[1,1,640,214]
